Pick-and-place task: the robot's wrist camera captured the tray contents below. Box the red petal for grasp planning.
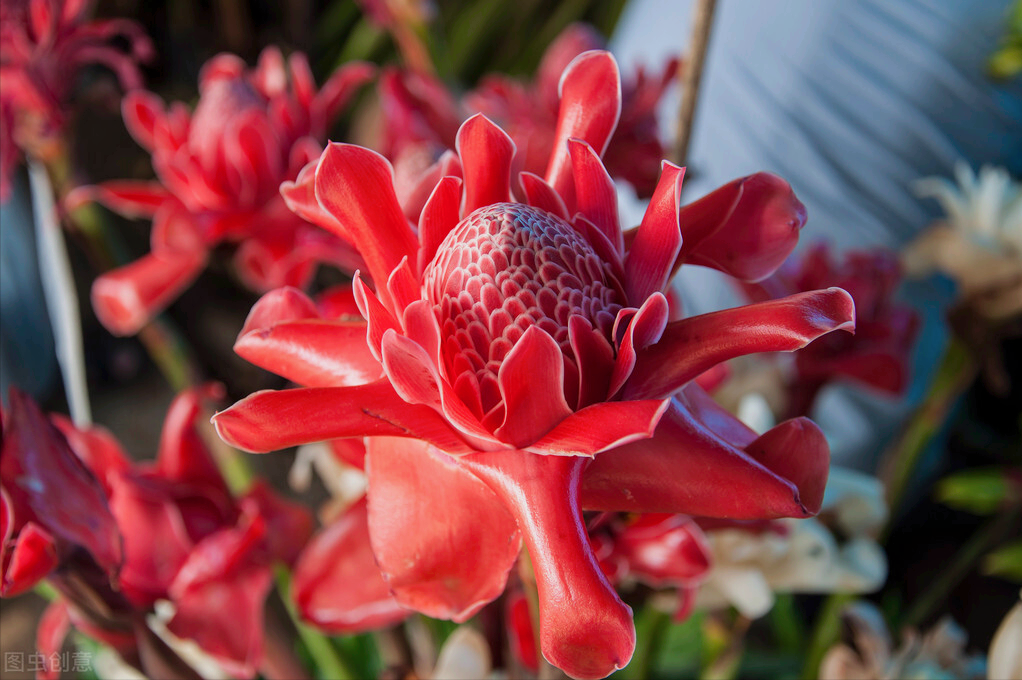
[236,317,383,388]
[677,173,807,282]
[353,273,400,360]
[609,514,711,587]
[624,288,857,400]
[51,418,130,492]
[224,111,283,206]
[366,438,520,621]
[168,563,272,678]
[240,481,313,566]
[418,176,463,274]
[122,91,167,151]
[316,284,362,319]
[314,144,419,303]
[36,600,71,680]
[519,172,569,220]
[495,327,573,448]
[91,248,208,336]
[625,162,683,303]
[609,294,669,397]
[212,382,473,454]
[64,181,170,218]
[569,139,622,253]
[580,394,829,519]
[457,114,515,215]
[2,522,58,597]
[462,453,635,680]
[568,315,615,408]
[312,61,376,135]
[293,498,409,632]
[527,398,669,457]
[281,157,341,232]
[288,52,316,108]
[155,385,229,493]
[545,51,622,211]
[240,286,319,334]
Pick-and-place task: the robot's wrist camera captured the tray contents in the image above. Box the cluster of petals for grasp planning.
[0,0,153,200]
[68,46,374,336]
[213,47,856,679]
[0,387,312,678]
[379,22,676,198]
[741,243,919,417]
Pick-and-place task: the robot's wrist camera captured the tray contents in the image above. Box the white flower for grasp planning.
[988,590,1022,680]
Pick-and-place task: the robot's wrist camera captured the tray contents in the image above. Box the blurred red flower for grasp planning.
[0,0,153,200]
[69,47,374,336]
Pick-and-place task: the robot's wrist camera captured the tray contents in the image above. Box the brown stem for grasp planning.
[672,0,718,168]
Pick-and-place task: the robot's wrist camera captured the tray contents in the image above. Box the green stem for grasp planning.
[273,566,356,680]
[901,509,1020,628]
[880,337,976,531]
[801,593,854,680]
[626,606,671,680]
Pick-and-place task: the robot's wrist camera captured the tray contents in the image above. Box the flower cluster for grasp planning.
[69,47,374,335]
[213,49,855,678]
[0,0,153,200]
[1,387,311,678]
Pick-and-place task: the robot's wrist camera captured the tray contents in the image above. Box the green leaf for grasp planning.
[984,540,1022,582]
[936,467,1010,515]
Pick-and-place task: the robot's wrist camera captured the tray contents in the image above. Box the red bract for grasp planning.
[68,47,374,336]
[0,0,153,200]
[741,243,920,418]
[214,50,854,679]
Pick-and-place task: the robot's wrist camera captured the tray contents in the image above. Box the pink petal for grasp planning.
[623,288,857,400]
[462,453,635,680]
[625,162,683,303]
[569,139,622,253]
[495,326,573,448]
[544,51,622,211]
[456,114,515,215]
[580,395,830,519]
[677,173,807,282]
[235,317,382,388]
[314,144,419,306]
[519,172,569,220]
[91,248,208,336]
[526,398,670,456]
[64,181,170,218]
[418,175,463,274]
[366,438,520,621]
[212,382,473,454]
[293,498,409,632]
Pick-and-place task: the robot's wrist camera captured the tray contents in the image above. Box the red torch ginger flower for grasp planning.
[0,0,153,200]
[68,47,374,336]
[741,243,919,418]
[214,50,855,679]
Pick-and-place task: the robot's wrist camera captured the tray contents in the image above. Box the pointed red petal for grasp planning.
[240,481,313,566]
[91,248,208,336]
[122,91,167,151]
[65,181,170,218]
[625,163,683,303]
[457,114,515,215]
[418,176,463,274]
[353,273,400,360]
[1,522,58,597]
[293,498,409,632]
[677,173,807,282]
[526,398,669,457]
[495,327,573,448]
[236,317,382,388]
[569,139,622,253]
[624,288,856,400]
[462,453,635,680]
[545,51,622,210]
[36,600,71,680]
[212,383,472,454]
[366,438,520,621]
[580,394,829,519]
[314,144,418,302]
[519,172,569,220]
[51,418,130,492]
[156,385,229,493]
